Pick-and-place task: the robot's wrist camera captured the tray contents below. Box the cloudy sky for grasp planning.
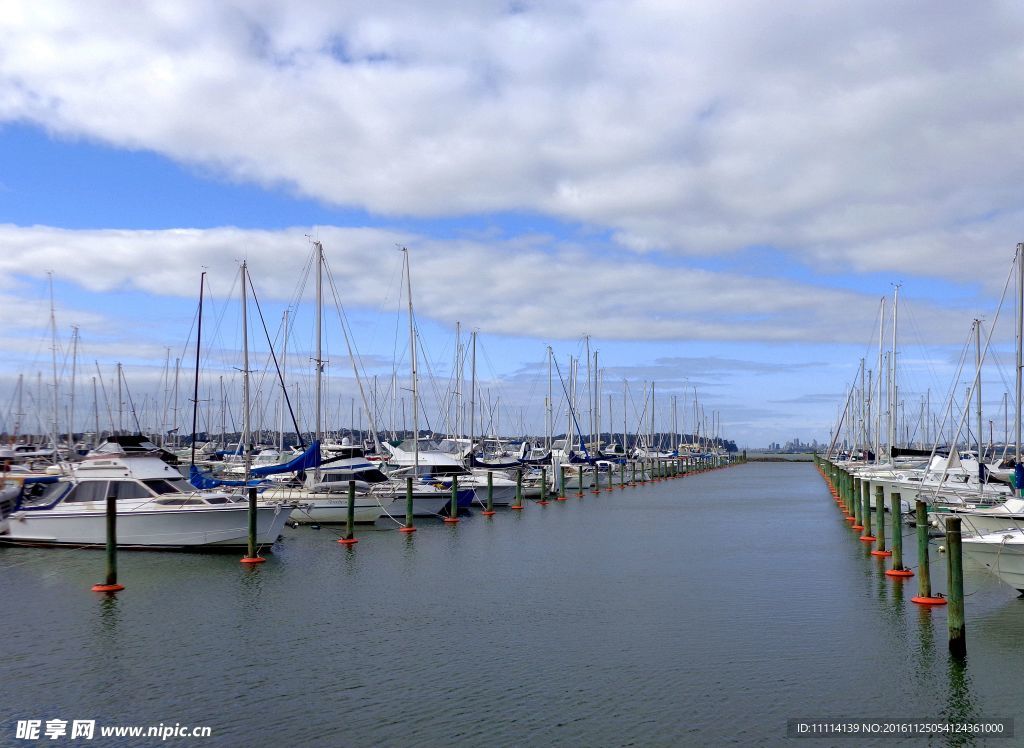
[1,1,1023,448]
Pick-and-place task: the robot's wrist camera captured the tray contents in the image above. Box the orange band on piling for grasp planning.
[398,526,417,533]
[911,596,947,606]
[481,510,496,516]
[337,537,360,544]
[443,517,460,524]
[851,524,863,530]
[885,568,914,577]
[510,505,524,511]
[91,583,125,592]
[859,535,876,542]
[240,557,266,564]
[870,549,892,557]
[537,500,550,505]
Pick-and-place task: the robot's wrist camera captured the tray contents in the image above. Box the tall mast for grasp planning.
[117,362,123,435]
[1016,243,1023,465]
[546,347,552,451]
[314,241,324,446]
[584,335,592,448]
[92,376,99,443]
[279,309,288,451]
[974,318,983,461]
[68,325,78,451]
[241,261,252,482]
[593,349,600,450]
[622,379,627,454]
[190,272,205,467]
[171,356,180,448]
[876,296,885,463]
[48,272,59,456]
[470,331,477,463]
[889,284,899,457]
[13,373,23,442]
[403,248,419,472]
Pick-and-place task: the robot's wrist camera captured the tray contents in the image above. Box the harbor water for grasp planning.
[4,462,1024,745]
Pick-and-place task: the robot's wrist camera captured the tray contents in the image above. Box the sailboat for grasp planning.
[962,243,1024,593]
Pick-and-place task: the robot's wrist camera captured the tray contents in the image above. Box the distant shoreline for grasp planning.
[745,452,814,462]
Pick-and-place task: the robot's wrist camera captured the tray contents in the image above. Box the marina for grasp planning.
[4,461,1024,745]
[6,3,1024,744]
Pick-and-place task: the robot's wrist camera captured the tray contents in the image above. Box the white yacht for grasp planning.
[961,527,1024,593]
[2,445,296,549]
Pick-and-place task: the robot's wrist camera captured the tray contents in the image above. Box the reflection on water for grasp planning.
[2,463,1023,745]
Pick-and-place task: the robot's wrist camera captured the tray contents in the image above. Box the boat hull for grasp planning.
[1,504,292,549]
[961,532,1024,592]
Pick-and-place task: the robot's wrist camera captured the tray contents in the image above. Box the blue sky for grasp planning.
[2,2,1024,448]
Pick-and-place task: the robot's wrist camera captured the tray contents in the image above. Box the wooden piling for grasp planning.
[444,474,461,523]
[240,486,266,564]
[870,485,889,556]
[912,499,946,605]
[885,491,913,577]
[398,475,417,532]
[91,491,125,592]
[338,480,359,543]
[946,517,966,656]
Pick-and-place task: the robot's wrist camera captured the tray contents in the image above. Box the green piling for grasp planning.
[444,474,461,522]
[513,469,525,509]
[399,476,416,533]
[338,480,359,543]
[485,471,495,514]
[946,517,966,657]
[92,491,124,592]
[240,486,265,564]
[870,484,888,555]
[912,499,946,605]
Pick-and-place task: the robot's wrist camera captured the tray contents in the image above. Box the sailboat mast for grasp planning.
[1016,243,1023,465]
[622,379,627,455]
[241,261,252,481]
[190,272,205,467]
[48,272,59,457]
[403,248,420,471]
[975,318,983,461]
[889,285,899,456]
[279,309,288,451]
[469,331,476,464]
[68,326,78,452]
[546,347,552,452]
[315,241,323,445]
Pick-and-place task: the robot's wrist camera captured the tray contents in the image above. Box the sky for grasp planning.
[2,1,1024,448]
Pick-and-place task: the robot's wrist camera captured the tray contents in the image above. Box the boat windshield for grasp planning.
[19,481,71,507]
[143,479,192,494]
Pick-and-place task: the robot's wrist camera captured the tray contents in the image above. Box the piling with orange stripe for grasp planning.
[444,474,461,523]
[338,480,360,543]
[92,492,125,592]
[870,484,889,556]
[398,476,417,533]
[885,491,913,577]
[912,500,946,606]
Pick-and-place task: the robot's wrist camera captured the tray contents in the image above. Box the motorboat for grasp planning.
[1,444,296,550]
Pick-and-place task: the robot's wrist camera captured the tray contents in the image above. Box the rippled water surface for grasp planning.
[4,463,1024,746]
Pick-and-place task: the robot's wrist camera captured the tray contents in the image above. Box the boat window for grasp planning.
[154,498,208,506]
[64,481,108,503]
[111,481,154,500]
[143,479,190,494]
[21,481,71,506]
[203,497,230,504]
[426,465,471,477]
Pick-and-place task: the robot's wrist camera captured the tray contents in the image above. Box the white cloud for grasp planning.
[0,224,969,349]
[1,1,1023,281]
